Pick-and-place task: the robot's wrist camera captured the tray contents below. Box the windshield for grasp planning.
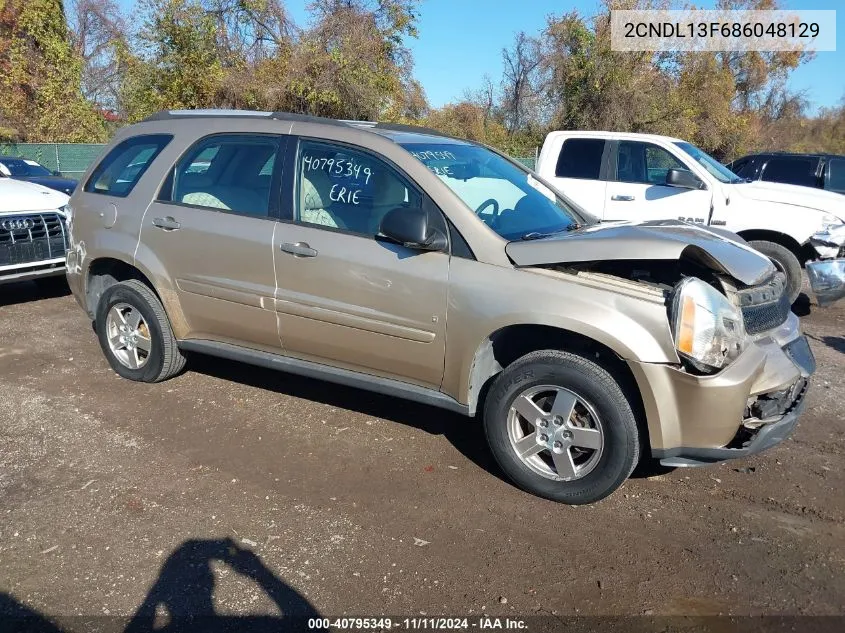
[674,142,743,184]
[400,142,589,240]
[0,158,52,177]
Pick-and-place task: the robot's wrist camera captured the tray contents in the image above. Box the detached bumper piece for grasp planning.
[806,258,845,306]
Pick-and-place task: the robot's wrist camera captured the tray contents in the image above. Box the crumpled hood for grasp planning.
[0,178,69,213]
[506,220,776,286]
[732,180,845,220]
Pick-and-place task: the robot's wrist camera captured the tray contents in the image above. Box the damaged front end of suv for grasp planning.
[508,220,815,467]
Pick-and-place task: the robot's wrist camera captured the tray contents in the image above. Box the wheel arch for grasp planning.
[736,229,815,265]
[84,256,187,338]
[465,324,649,447]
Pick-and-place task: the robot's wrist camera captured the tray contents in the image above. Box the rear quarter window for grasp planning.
[84,134,172,197]
[554,138,605,180]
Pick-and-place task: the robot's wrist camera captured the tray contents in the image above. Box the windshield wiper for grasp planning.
[520,224,583,240]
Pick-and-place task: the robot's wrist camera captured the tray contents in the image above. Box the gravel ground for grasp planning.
[0,282,843,631]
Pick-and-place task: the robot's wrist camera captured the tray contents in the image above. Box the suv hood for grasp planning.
[506,220,776,286]
[731,180,845,220]
[0,178,69,213]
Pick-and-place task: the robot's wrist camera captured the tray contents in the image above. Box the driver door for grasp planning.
[273,138,450,389]
[604,141,712,224]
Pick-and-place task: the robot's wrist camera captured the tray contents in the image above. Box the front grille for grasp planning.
[0,213,68,267]
[737,272,791,335]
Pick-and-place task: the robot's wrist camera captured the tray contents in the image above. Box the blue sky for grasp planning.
[118,0,844,112]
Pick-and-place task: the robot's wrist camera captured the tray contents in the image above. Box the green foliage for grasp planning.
[0,0,107,142]
[119,0,224,122]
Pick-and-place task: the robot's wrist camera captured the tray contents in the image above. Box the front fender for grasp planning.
[440,259,678,407]
[720,198,829,245]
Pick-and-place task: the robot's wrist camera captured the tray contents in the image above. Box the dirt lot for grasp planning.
[1,282,843,630]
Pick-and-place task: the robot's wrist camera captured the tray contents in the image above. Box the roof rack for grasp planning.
[142,109,351,128]
[140,109,464,141]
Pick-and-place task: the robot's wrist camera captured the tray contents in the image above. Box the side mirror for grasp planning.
[666,168,704,190]
[380,207,447,251]
[52,170,62,177]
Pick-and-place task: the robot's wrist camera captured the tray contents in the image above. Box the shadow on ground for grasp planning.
[807,333,845,354]
[0,538,319,633]
[0,279,70,308]
[186,352,502,481]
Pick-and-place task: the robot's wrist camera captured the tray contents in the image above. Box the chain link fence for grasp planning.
[0,143,536,179]
[0,143,105,179]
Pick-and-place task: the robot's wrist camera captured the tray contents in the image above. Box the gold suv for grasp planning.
[65,111,815,504]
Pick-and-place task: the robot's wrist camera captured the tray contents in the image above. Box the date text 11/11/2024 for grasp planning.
[623,21,820,39]
[307,617,529,630]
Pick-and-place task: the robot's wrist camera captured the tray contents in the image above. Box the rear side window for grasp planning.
[162,134,281,218]
[761,157,818,188]
[826,158,845,194]
[555,138,605,179]
[85,134,171,197]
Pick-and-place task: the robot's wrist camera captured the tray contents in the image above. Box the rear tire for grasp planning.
[748,240,802,304]
[95,280,185,383]
[483,350,640,504]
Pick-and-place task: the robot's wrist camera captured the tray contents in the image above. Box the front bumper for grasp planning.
[806,258,845,306]
[0,259,66,285]
[627,314,814,467]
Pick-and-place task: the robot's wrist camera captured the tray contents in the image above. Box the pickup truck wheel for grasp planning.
[483,350,640,504]
[747,240,802,304]
[95,280,186,383]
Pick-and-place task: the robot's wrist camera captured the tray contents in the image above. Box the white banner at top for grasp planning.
[610,10,836,52]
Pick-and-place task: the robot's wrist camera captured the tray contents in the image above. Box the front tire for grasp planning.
[483,350,640,504]
[95,280,186,383]
[748,240,802,304]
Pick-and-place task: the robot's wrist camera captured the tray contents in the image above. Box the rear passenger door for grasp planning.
[539,137,609,217]
[272,137,449,389]
[139,133,284,351]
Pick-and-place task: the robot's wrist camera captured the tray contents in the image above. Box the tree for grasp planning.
[67,0,127,112]
[117,0,423,121]
[0,0,106,141]
[285,0,421,119]
[119,0,225,121]
[500,32,542,134]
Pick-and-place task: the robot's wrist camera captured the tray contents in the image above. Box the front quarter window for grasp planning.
[401,142,589,240]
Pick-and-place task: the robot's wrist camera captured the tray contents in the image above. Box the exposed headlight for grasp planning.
[670,277,747,373]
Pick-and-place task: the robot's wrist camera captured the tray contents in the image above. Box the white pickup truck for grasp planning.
[536,131,845,304]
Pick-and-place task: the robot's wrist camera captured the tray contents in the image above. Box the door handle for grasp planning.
[152,216,181,230]
[280,242,318,257]
[611,195,635,202]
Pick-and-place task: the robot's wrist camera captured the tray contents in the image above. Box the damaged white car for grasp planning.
[537,131,845,306]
